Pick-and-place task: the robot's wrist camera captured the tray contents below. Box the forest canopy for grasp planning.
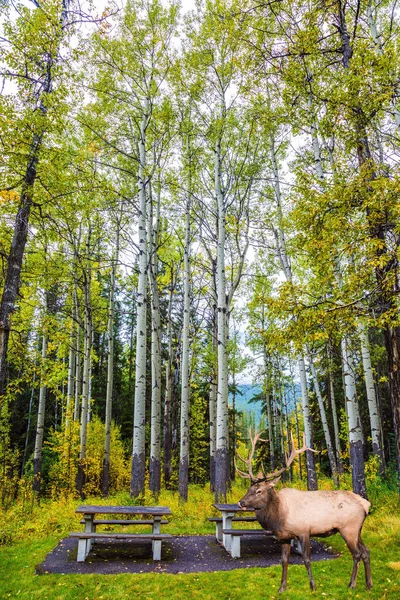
[0,0,400,505]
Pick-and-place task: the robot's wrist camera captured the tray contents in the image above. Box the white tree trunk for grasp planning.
[298,354,318,489]
[73,318,81,422]
[131,102,149,497]
[77,268,91,496]
[357,320,384,464]
[65,297,76,429]
[209,373,217,489]
[101,229,119,496]
[149,187,162,494]
[341,336,367,498]
[33,333,47,494]
[179,189,191,501]
[328,344,343,473]
[163,278,174,486]
[308,352,339,485]
[215,131,229,499]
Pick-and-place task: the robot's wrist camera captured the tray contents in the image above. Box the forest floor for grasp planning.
[0,479,399,600]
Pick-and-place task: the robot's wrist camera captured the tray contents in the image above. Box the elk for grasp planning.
[236,430,372,593]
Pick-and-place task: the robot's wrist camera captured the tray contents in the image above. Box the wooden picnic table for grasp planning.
[212,503,256,550]
[212,503,273,558]
[72,505,172,562]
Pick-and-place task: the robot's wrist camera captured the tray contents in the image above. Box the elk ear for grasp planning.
[266,476,281,488]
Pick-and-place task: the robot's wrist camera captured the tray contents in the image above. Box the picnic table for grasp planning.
[71,505,172,562]
[212,503,273,558]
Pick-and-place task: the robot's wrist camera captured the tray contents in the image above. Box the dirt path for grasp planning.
[37,534,337,575]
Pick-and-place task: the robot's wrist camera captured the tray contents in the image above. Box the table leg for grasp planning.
[152,516,162,535]
[84,514,94,557]
[215,520,223,543]
[152,516,162,557]
[222,512,235,552]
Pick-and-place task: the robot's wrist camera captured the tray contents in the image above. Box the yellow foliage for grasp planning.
[46,416,130,498]
[0,190,19,204]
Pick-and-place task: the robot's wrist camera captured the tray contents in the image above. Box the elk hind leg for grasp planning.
[358,535,372,590]
[341,529,362,589]
[299,534,316,591]
[278,541,291,593]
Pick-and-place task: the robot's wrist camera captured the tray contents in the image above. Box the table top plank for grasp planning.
[75,505,172,516]
[213,503,254,512]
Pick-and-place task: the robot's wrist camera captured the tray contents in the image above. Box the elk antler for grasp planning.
[235,428,269,483]
[261,432,317,481]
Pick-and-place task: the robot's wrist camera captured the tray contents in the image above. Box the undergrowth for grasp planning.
[0,476,399,599]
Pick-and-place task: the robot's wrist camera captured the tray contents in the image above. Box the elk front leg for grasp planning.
[299,534,316,591]
[278,541,291,593]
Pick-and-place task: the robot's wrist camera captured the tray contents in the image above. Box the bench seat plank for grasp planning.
[79,519,168,526]
[208,517,256,523]
[75,505,171,516]
[222,528,273,535]
[70,532,171,540]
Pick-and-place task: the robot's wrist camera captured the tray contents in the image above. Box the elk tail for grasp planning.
[359,497,371,516]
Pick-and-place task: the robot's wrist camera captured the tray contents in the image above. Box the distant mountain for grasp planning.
[228,383,301,423]
[229,384,263,421]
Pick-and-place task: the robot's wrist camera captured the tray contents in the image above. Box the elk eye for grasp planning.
[256,489,262,494]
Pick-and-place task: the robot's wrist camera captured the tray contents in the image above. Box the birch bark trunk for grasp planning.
[163,277,174,487]
[76,261,91,497]
[215,128,229,500]
[65,293,77,429]
[179,173,191,501]
[308,353,339,485]
[73,320,82,422]
[33,333,48,495]
[131,102,149,498]
[357,321,384,466]
[328,344,343,474]
[298,355,318,490]
[341,336,367,498]
[101,227,119,497]
[149,187,162,494]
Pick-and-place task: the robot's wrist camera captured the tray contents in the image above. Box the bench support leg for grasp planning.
[152,540,162,560]
[230,536,241,559]
[215,521,222,543]
[77,538,88,562]
[222,513,235,551]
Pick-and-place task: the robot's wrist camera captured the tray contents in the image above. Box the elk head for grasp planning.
[236,429,310,510]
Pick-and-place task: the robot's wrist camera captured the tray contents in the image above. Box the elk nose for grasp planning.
[238,500,244,508]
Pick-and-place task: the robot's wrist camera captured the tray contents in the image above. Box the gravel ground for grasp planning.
[36,534,337,575]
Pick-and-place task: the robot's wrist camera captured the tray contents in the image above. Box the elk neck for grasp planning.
[255,486,284,532]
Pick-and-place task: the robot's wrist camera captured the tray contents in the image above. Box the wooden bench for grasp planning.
[208,516,257,543]
[222,528,273,558]
[70,532,172,561]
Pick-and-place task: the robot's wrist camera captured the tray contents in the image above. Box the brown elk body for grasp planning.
[236,432,372,593]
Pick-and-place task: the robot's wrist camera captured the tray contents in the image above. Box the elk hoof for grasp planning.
[348,582,356,590]
[310,582,316,592]
[278,584,286,593]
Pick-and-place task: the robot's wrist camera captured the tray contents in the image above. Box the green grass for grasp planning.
[0,480,399,600]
